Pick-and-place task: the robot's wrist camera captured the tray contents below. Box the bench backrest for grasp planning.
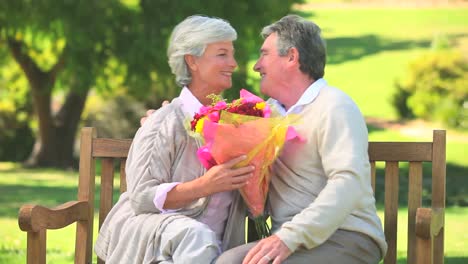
[78,127,445,264]
[368,130,445,264]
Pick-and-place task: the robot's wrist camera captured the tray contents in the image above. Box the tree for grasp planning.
[1,1,127,168]
[0,0,302,168]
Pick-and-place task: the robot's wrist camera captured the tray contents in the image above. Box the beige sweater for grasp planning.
[269,85,387,257]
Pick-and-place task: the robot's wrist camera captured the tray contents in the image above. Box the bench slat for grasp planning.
[384,161,399,264]
[432,130,446,263]
[407,161,423,264]
[370,161,376,194]
[75,127,96,264]
[99,158,115,229]
[93,138,132,158]
[120,158,127,193]
[369,142,432,161]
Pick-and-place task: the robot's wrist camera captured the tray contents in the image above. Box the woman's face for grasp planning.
[189,41,237,94]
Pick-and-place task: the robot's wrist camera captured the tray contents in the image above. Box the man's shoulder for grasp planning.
[318,85,357,106]
[320,85,349,98]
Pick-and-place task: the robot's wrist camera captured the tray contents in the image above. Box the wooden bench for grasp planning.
[18,127,446,264]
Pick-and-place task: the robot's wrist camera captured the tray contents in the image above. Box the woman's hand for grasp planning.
[198,155,254,196]
[164,155,253,209]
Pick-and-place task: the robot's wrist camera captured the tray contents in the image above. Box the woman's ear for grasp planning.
[185,55,197,71]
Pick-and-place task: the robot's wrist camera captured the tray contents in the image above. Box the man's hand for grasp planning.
[140,109,155,126]
[243,235,292,264]
[139,100,169,126]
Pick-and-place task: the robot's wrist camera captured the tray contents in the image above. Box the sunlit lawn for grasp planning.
[294,7,468,119]
[1,4,468,264]
[249,7,468,120]
[1,145,467,263]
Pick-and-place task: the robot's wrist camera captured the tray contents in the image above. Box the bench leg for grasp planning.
[27,230,46,264]
[415,236,432,264]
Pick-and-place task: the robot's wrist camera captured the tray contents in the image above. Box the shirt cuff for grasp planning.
[274,227,302,253]
[153,182,181,213]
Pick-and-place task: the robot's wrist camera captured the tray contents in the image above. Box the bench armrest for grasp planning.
[18,201,89,232]
[415,207,445,239]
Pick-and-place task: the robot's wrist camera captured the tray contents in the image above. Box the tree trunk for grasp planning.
[26,90,88,169]
[8,38,87,169]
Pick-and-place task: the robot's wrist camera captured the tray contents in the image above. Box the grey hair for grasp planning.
[167,15,237,86]
[261,15,326,80]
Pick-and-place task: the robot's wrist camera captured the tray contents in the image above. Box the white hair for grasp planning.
[167,15,237,86]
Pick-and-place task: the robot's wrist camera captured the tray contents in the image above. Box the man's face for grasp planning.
[253,33,288,99]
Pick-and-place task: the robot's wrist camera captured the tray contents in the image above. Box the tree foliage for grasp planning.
[0,0,303,167]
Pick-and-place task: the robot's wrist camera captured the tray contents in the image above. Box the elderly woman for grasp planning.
[95,16,253,264]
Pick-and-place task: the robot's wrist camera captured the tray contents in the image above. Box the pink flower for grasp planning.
[263,105,272,118]
[213,101,227,110]
[196,146,217,169]
[199,106,212,115]
[240,89,264,103]
[207,111,220,122]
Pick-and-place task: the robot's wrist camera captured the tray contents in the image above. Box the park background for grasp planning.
[0,0,467,263]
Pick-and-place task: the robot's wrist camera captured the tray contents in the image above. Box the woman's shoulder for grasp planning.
[146,99,186,128]
[131,99,189,145]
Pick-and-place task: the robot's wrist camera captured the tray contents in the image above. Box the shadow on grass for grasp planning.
[294,9,435,65]
[367,123,385,134]
[328,32,468,65]
[394,256,468,264]
[0,183,121,218]
[294,9,468,67]
[0,184,78,218]
[326,35,432,65]
[373,161,467,208]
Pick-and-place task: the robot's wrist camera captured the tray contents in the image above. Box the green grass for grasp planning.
[376,207,468,263]
[7,209,468,264]
[4,213,468,264]
[1,171,467,264]
[1,4,468,264]
[293,8,468,119]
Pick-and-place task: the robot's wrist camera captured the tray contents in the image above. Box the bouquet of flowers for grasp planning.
[189,89,301,238]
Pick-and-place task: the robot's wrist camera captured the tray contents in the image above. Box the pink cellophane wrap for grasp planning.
[199,111,301,217]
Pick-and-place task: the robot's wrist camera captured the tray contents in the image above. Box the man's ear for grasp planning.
[185,55,197,71]
[287,47,299,64]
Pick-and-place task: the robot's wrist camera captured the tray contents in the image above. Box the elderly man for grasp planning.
[216,15,387,264]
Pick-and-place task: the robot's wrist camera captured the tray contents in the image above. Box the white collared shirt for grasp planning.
[268,78,326,116]
[179,86,204,117]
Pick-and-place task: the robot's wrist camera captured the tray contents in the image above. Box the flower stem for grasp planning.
[253,215,271,239]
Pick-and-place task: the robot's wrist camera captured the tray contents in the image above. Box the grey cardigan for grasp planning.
[95,98,247,263]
